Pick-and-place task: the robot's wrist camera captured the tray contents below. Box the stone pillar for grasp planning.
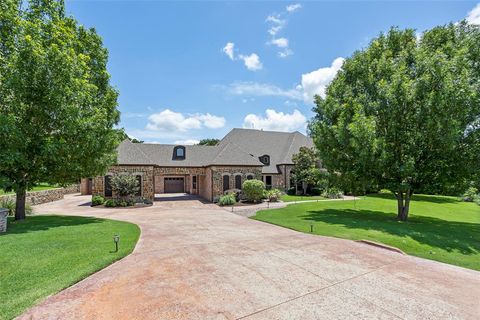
[0,208,8,233]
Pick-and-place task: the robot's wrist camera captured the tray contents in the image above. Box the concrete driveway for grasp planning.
[21,194,480,319]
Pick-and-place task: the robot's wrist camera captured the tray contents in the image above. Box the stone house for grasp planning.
[81,128,314,202]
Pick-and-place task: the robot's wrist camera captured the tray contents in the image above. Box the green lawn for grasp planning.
[280,194,327,202]
[254,194,480,271]
[0,183,60,196]
[0,216,140,320]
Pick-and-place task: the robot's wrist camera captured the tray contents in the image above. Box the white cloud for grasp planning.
[146,109,225,132]
[243,109,307,132]
[269,37,288,48]
[227,81,302,100]
[278,48,293,58]
[223,42,235,60]
[222,57,344,104]
[238,53,263,71]
[196,113,226,129]
[286,3,302,13]
[174,139,200,145]
[222,42,262,71]
[466,3,480,25]
[299,57,345,103]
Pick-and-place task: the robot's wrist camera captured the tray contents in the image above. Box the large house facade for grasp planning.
[81,128,314,202]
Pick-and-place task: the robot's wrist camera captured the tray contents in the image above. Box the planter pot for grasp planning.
[0,208,8,233]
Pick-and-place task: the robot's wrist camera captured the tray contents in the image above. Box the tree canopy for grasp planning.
[309,23,480,221]
[291,146,325,194]
[198,138,220,146]
[0,0,121,219]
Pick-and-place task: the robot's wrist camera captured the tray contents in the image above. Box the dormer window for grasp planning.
[259,154,270,166]
[173,145,186,160]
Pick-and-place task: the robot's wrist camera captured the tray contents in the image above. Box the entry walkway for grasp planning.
[20,194,480,319]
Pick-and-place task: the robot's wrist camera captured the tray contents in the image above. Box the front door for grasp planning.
[164,177,185,193]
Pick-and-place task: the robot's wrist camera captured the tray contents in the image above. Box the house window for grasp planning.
[259,155,270,166]
[223,175,230,192]
[265,175,272,190]
[104,175,112,197]
[135,175,142,197]
[235,175,242,189]
[246,174,254,180]
[173,146,186,160]
[192,175,197,189]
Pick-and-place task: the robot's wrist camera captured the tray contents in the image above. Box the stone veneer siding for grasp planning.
[262,164,294,190]
[153,167,206,194]
[93,165,155,201]
[0,184,80,206]
[210,166,263,201]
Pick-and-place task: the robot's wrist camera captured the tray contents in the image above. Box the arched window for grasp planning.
[173,146,186,160]
[104,175,112,197]
[246,174,254,180]
[223,175,230,192]
[135,175,142,197]
[235,175,242,189]
[259,155,270,166]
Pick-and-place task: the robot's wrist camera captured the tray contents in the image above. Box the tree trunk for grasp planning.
[395,189,412,221]
[15,187,27,221]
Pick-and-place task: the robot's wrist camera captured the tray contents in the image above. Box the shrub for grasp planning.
[242,179,265,203]
[462,187,478,202]
[322,187,344,199]
[110,175,140,200]
[265,189,282,202]
[1,199,32,216]
[310,187,322,196]
[287,187,296,195]
[474,195,480,206]
[378,189,392,194]
[91,195,105,206]
[104,199,117,207]
[218,193,236,206]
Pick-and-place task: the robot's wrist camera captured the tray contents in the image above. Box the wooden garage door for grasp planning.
[164,177,185,193]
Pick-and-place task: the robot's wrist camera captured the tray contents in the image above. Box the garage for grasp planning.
[164,177,185,193]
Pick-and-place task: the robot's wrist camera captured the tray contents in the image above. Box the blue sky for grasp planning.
[65,1,480,144]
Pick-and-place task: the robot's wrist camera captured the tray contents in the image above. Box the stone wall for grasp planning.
[0,184,80,206]
[93,165,155,201]
[0,208,7,233]
[210,166,263,201]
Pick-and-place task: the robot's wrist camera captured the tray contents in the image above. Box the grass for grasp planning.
[0,183,60,196]
[280,194,327,202]
[0,215,140,320]
[254,193,480,271]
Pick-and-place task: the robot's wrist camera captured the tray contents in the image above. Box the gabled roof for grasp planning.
[217,128,314,174]
[116,128,313,171]
[116,139,262,167]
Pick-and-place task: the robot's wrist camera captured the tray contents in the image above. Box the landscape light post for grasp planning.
[113,234,120,252]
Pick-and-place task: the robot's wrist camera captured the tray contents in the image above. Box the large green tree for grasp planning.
[198,138,220,146]
[309,23,480,221]
[291,146,324,194]
[0,0,121,220]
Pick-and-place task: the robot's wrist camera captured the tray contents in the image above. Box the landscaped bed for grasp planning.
[0,215,140,320]
[254,193,480,271]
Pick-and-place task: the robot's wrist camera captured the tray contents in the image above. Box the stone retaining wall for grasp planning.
[0,208,7,233]
[0,184,80,206]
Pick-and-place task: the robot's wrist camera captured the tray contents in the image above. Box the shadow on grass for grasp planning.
[301,209,480,255]
[3,215,104,235]
[367,193,460,204]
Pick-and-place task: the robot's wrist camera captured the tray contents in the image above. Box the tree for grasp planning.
[0,0,121,220]
[291,147,324,194]
[198,138,219,146]
[118,129,143,143]
[309,24,480,221]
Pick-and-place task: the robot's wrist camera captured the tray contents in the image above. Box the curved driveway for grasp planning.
[21,194,480,319]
